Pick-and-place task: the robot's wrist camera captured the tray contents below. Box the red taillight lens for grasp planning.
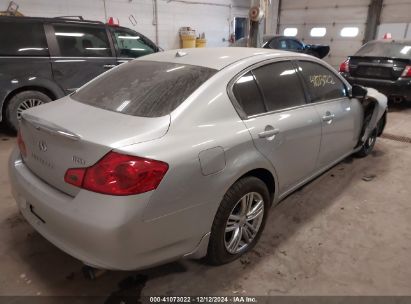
[17,131,27,158]
[64,168,86,187]
[339,58,350,73]
[64,151,168,196]
[401,65,411,77]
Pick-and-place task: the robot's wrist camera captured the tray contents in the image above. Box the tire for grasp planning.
[206,176,270,265]
[355,128,377,158]
[5,90,51,132]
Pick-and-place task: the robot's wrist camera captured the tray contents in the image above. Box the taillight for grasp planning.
[401,65,411,77]
[339,58,350,73]
[17,131,27,158]
[64,151,169,196]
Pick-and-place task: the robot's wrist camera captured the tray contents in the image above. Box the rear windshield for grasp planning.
[71,60,217,117]
[355,41,411,59]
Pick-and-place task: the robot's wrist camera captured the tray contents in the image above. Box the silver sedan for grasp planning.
[9,48,387,270]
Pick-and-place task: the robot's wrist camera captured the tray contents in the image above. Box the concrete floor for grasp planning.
[1,105,411,298]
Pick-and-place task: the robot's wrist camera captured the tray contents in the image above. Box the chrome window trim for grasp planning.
[227,56,352,120]
[227,56,307,120]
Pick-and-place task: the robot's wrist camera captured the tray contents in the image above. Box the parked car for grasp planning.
[232,35,330,59]
[9,48,387,270]
[0,16,159,131]
[339,39,411,103]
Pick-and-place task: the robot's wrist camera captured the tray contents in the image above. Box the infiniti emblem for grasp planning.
[38,140,47,152]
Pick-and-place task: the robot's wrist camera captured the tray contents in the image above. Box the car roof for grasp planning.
[139,47,297,70]
[0,15,104,25]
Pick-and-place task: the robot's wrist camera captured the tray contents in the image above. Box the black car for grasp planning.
[339,39,411,103]
[0,16,159,131]
[232,35,330,59]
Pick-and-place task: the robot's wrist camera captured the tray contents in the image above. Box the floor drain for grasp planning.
[381,133,411,144]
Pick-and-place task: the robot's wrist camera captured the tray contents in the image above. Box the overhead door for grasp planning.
[377,0,411,39]
[278,0,370,68]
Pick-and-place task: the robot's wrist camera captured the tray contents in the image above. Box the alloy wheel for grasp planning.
[224,192,264,254]
[17,98,44,120]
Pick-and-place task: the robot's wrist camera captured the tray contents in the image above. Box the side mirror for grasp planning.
[350,84,368,99]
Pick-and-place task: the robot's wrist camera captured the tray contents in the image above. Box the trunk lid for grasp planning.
[19,97,170,196]
[349,56,409,80]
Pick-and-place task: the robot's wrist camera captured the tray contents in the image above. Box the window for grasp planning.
[113,29,155,58]
[340,27,359,37]
[297,61,346,102]
[53,24,111,57]
[252,61,306,112]
[71,61,217,117]
[0,21,48,56]
[310,27,326,37]
[283,27,298,37]
[232,72,265,116]
[269,38,288,50]
[287,39,304,51]
[355,41,411,59]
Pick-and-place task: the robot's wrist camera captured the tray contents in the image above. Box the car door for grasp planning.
[296,60,358,168]
[46,23,116,94]
[231,60,322,194]
[109,27,157,65]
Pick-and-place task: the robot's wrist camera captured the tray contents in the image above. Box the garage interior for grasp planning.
[1,0,411,300]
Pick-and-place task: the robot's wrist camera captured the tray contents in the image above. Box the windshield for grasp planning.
[355,41,411,59]
[71,60,217,117]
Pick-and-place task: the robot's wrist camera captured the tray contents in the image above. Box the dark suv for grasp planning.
[0,16,159,131]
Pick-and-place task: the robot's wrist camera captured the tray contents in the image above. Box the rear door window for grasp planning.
[297,61,347,102]
[52,24,112,57]
[232,72,266,116]
[252,61,306,111]
[0,21,48,56]
[71,60,217,117]
[112,28,155,58]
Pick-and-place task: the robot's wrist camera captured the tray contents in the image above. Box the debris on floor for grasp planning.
[362,174,377,182]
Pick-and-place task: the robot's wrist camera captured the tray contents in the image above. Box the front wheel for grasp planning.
[355,128,377,158]
[206,176,270,265]
[5,90,51,132]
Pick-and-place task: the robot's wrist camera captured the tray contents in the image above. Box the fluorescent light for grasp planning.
[284,28,298,37]
[131,48,146,51]
[310,27,326,37]
[280,69,296,76]
[55,32,85,37]
[400,46,411,55]
[237,75,254,84]
[340,27,359,37]
[18,48,45,52]
[118,36,140,40]
[85,47,107,50]
[116,100,131,112]
[166,66,185,72]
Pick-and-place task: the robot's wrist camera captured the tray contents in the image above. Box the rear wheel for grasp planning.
[5,90,51,132]
[206,176,270,265]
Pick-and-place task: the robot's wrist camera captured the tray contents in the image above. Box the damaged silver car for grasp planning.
[9,48,387,270]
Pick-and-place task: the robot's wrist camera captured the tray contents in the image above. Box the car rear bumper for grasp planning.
[8,148,207,270]
[342,74,411,102]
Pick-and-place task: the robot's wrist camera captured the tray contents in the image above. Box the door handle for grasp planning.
[322,112,335,122]
[258,128,280,138]
[103,64,116,69]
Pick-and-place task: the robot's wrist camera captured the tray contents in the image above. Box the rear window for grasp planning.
[355,41,411,59]
[71,60,217,117]
[0,21,48,56]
